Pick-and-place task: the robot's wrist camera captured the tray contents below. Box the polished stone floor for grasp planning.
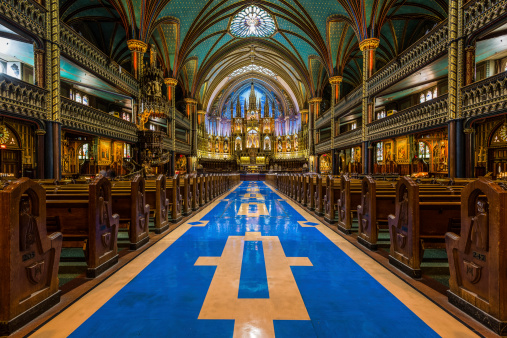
[33,182,477,337]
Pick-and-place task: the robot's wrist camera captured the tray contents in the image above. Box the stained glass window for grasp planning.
[230,5,276,38]
[433,88,438,99]
[75,93,82,103]
[420,93,425,103]
[419,142,430,159]
[82,95,89,106]
[376,142,383,162]
[351,148,355,163]
[78,143,89,160]
[426,91,433,101]
[351,122,357,130]
[230,64,276,78]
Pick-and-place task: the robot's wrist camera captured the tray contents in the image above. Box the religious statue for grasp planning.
[19,198,37,251]
[470,199,489,251]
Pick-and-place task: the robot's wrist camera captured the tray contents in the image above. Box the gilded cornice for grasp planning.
[308,98,322,104]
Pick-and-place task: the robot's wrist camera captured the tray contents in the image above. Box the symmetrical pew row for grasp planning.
[0,173,240,336]
[266,173,507,334]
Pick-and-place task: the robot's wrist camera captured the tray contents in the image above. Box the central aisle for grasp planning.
[33,181,477,337]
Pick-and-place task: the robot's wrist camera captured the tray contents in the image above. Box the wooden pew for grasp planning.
[199,174,205,207]
[357,178,462,251]
[110,175,150,250]
[0,178,62,335]
[316,175,326,216]
[324,175,340,224]
[306,174,318,211]
[180,174,191,216]
[357,176,395,250]
[189,173,199,211]
[45,176,120,277]
[167,174,182,223]
[145,175,170,234]
[205,174,211,203]
[336,175,361,234]
[387,176,461,278]
[446,177,507,335]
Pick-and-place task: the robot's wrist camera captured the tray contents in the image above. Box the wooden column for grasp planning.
[465,45,476,86]
[35,129,45,178]
[164,78,177,174]
[33,46,45,88]
[185,98,198,172]
[464,127,474,178]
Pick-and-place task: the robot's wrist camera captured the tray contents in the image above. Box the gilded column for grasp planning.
[46,0,61,179]
[164,78,177,176]
[308,98,321,172]
[185,98,198,172]
[127,40,148,80]
[448,0,464,177]
[197,110,206,158]
[329,76,342,174]
[359,38,380,174]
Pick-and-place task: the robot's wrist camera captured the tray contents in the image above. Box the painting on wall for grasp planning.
[384,141,393,162]
[114,142,123,163]
[396,137,409,164]
[99,139,111,164]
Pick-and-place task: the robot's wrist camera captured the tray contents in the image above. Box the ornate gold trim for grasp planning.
[359,38,380,51]
[184,98,198,104]
[164,78,178,86]
[127,39,148,53]
[308,98,322,103]
[299,109,309,114]
[329,76,343,85]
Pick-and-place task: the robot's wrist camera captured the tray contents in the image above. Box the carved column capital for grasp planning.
[127,39,148,53]
[464,128,474,134]
[329,76,343,85]
[35,129,46,136]
[164,78,178,86]
[359,38,380,51]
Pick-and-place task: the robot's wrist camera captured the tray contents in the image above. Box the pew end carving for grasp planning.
[357,176,378,250]
[0,178,62,335]
[446,178,507,335]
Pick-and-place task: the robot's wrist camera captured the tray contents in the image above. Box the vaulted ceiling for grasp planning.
[60,0,448,111]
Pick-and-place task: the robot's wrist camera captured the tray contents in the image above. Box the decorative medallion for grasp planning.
[230,5,276,38]
[0,124,9,145]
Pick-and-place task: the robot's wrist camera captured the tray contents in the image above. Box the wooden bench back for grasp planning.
[0,178,62,331]
[446,177,507,323]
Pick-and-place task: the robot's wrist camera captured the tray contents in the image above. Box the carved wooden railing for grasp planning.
[367,94,448,141]
[0,73,48,120]
[60,23,138,96]
[462,71,507,119]
[315,138,331,154]
[464,0,507,35]
[334,86,362,117]
[175,139,191,154]
[0,0,46,38]
[174,109,191,130]
[315,108,332,129]
[367,21,448,96]
[60,97,137,142]
[333,128,362,149]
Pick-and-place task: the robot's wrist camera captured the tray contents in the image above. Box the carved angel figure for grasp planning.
[19,198,37,251]
[470,199,489,251]
[398,191,409,231]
